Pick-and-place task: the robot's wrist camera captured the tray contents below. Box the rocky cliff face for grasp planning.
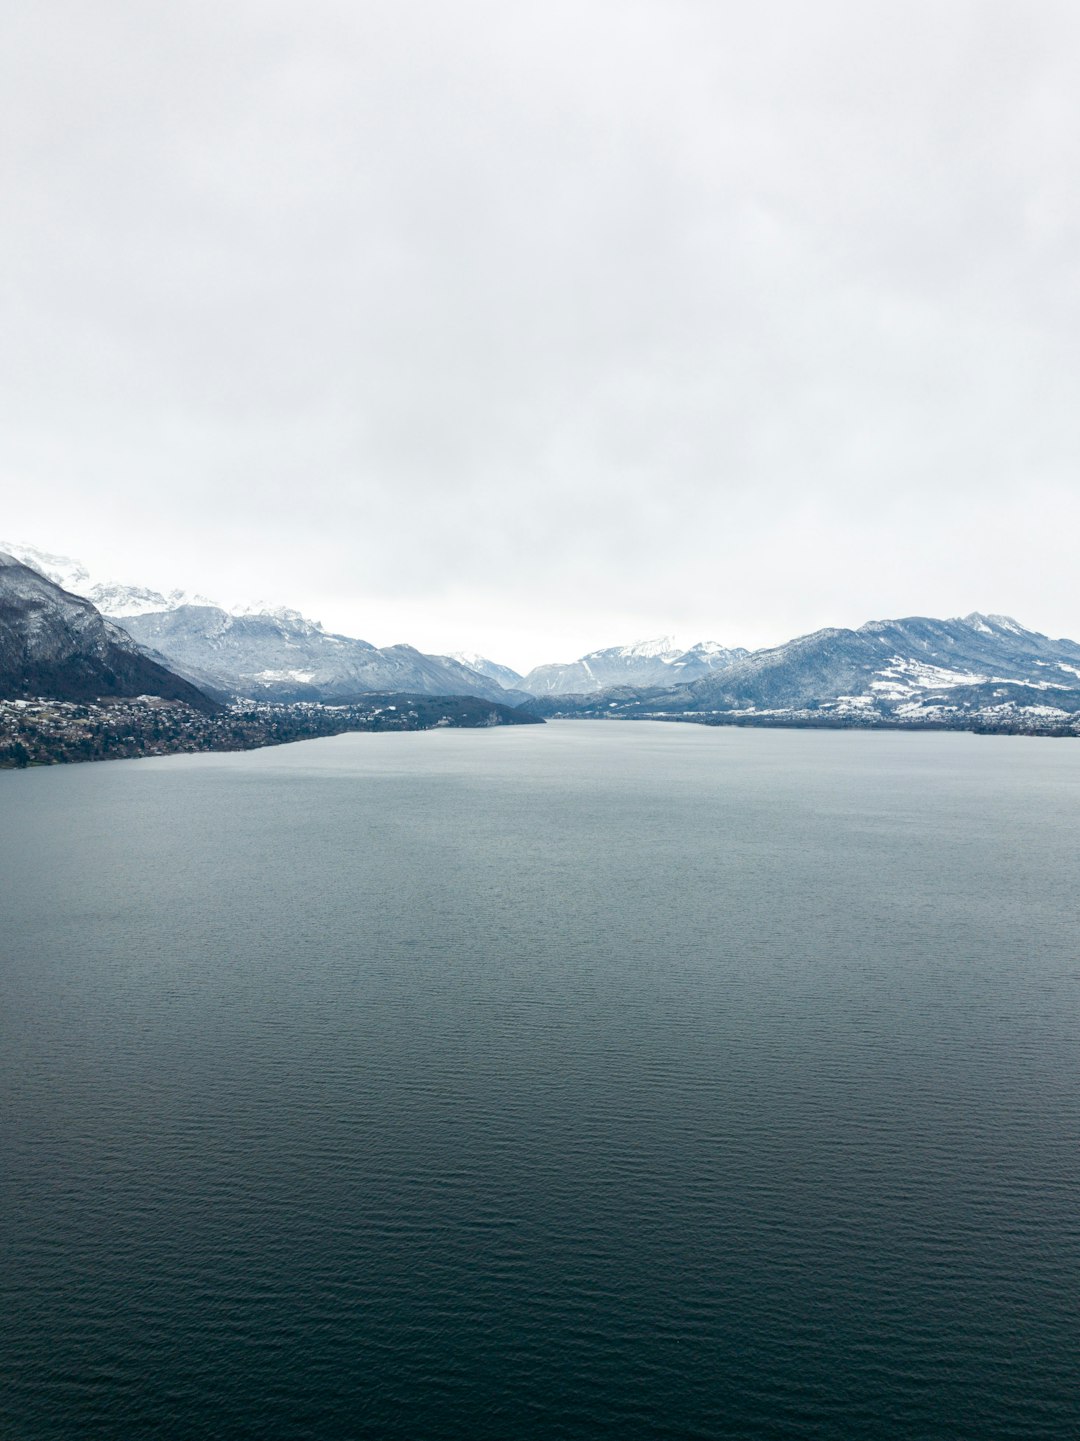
[0,553,218,711]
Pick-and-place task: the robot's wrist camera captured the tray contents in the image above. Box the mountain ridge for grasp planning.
[533,612,1080,728]
[7,539,1080,731]
[0,552,219,712]
[519,637,748,695]
[2,543,531,706]
[115,604,531,705]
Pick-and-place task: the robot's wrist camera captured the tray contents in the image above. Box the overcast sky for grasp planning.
[3,1,1079,670]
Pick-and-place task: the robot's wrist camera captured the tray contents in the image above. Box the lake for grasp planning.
[2,721,1079,1438]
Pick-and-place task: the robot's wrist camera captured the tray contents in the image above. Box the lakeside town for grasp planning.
[0,693,538,769]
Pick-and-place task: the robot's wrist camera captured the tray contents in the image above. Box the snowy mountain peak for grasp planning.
[93,584,222,618]
[0,541,221,617]
[450,652,525,687]
[600,637,683,661]
[232,601,323,629]
[961,612,1027,637]
[681,639,742,659]
[520,636,744,695]
[2,541,330,627]
[0,541,91,597]
[0,550,217,710]
[541,610,1080,726]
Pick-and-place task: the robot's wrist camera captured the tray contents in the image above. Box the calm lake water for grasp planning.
[2,720,1079,1439]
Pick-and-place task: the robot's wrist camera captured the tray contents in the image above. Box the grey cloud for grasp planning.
[3,1,1080,669]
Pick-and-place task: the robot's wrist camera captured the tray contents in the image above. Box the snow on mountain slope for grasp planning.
[116,606,528,704]
[16,540,1078,726]
[519,638,747,694]
[676,613,1080,713]
[3,543,532,705]
[0,551,217,710]
[538,613,1080,726]
[0,542,217,616]
[450,652,525,688]
[0,542,92,597]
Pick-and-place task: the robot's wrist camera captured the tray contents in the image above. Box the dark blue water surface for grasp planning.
[2,721,1079,1439]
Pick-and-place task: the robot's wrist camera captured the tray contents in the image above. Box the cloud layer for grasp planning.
[4,1,1079,668]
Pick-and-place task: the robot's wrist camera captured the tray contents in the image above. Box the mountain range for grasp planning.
[115,605,533,706]
[536,613,1080,727]
[517,638,748,695]
[2,543,526,706]
[4,539,1080,732]
[0,552,217,712]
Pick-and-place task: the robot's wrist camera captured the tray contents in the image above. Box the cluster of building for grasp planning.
[0,692,529,769]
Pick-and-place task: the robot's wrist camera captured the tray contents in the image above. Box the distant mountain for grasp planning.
[519,637,747,695]
[0,542,92,597]
[14,538,1076,731]
[0,552,218,711]
[542,613,1080,727]
[450,651,525,688]
[685,613,1080,712]
[3,542,532,706]
[1,541,216,617]
[89,581,219,618]
[115,604,530,705]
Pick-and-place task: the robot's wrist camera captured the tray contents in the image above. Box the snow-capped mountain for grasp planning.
[90,582,220,617]
[0,551,217,710]
[12,538,1079,730]
[541,613,1080,726]
[116,605,530,705]
[450,652,525,689]
[685,613,1080,714]
[519,637,747,695]
[0,542,92,597]
[0,542,216,616]
[3,543,531,705]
